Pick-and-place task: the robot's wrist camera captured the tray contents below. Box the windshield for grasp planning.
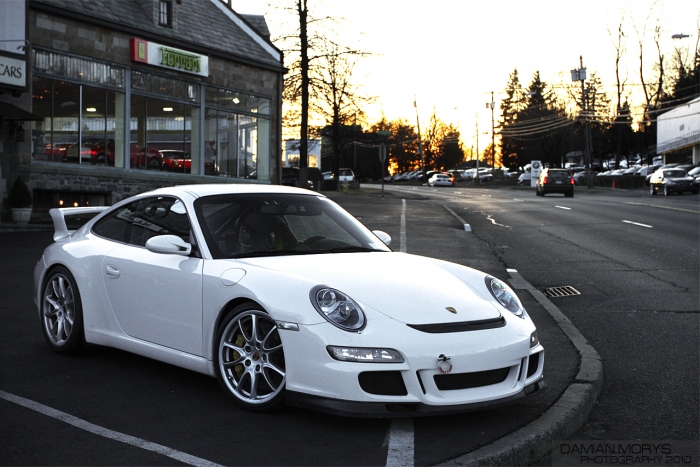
[664,170,686,178]
[194,193,391,259]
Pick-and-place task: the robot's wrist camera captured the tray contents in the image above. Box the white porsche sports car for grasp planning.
[34,184,544,417]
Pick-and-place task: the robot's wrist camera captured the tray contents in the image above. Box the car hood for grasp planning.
[238,252,503,324]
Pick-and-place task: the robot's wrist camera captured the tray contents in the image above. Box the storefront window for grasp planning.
[32,77,125,166]
[205,86,271,181]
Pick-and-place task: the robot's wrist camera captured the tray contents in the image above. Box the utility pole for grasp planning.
[571,56,592,188]
[414,98,425,182]
[486,92,496,169]
[475,113,480,185]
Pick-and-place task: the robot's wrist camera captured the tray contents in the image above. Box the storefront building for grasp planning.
[1,0,284,222]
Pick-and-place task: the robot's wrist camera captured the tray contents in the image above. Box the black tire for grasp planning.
[95,153,107,166]
[40,266,85,354]
[148,157,162,170]
[663,185,670,196]
[650,185,657,196]
[215,304,286,412]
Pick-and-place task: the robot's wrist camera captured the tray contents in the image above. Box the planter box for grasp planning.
[11,208,33,224]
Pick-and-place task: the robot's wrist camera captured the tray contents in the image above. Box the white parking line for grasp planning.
[622,220,653,228]
[387,202,414,467]
[386,418,414,467]
[555,206,572,210]
[0,390,223,467]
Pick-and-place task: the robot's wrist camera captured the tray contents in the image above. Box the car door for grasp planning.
[98,196,204,356]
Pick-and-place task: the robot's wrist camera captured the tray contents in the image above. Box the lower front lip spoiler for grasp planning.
[285,376,546,418]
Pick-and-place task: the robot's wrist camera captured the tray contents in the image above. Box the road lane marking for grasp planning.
[624,202,699,214]
[400,199,407,252]
[386,418,414,467]
[555,206,572,210]
[0,390,223,467]
[622,220,653,228]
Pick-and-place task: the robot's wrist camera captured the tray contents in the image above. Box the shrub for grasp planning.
[8,177,32,208]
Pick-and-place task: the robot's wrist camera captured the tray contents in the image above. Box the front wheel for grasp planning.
[663,185,670,196]
[650,185,657,195]
[148,157,162,170]
[41,266,85,354]
[215,305,286,412]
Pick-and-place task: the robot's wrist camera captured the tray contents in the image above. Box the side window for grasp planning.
[92,197,191,247]
[92,200,140,243]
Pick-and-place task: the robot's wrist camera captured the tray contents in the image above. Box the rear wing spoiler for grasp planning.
[49,207,110,241]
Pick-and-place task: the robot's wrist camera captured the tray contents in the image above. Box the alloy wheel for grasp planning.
[218,309,286,407]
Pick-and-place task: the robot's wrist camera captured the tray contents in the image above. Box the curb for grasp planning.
[440,269,604,466]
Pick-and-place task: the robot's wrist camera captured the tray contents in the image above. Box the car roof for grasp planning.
[144,183,318,200]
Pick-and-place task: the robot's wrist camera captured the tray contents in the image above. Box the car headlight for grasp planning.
[310,286,366,331]
[486,276,525,318]
[666,180,676,185]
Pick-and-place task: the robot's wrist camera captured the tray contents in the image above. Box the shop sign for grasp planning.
[0,54,26,88]
[130,38,209,77]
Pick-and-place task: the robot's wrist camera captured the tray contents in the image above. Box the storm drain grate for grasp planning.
[542,286,581,298]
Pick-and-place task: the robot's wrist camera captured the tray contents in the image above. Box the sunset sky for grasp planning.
[231,0,699,151]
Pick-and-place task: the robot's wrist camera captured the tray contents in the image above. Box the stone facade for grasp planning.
[1,0,284,224]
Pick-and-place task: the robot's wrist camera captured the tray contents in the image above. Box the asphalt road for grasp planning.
[378,182,699,464]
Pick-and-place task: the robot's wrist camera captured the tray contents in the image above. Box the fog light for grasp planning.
[530,331,539,348]
[327,346,403,363]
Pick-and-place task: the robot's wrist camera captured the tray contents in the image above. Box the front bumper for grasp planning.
[279,316,545,417]
[286,376,546,418]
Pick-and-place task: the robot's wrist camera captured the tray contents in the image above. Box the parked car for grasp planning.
[338,168,355,183]
[517,172,532,186]
[536,168,574,197]
[428,173,454,187]
[66,140,164,169]
[280,167,314,189]
[649,168,698,195]
[573,170,595,186]
[160,150,191,172]
[35,184,544,416]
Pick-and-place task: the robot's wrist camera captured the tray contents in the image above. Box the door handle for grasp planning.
[105,264,120,279]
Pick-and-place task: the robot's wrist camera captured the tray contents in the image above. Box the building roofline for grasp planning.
[29,0,285,73]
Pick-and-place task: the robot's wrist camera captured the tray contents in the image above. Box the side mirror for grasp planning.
[372,230,391,246]
[146,235,192,256]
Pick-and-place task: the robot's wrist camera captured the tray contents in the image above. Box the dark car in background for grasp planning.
[649,168,698,195]
[536,168,574,197]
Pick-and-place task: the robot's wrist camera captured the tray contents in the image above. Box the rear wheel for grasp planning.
[215,304,286,412]
[41,266,85,354]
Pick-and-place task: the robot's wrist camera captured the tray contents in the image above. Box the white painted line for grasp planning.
[386,418,414,467]
[400,199,407,252]
[555,206,571,210]
[0,390,223,467]
[622,220,653,228]
[624,202,699,214]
